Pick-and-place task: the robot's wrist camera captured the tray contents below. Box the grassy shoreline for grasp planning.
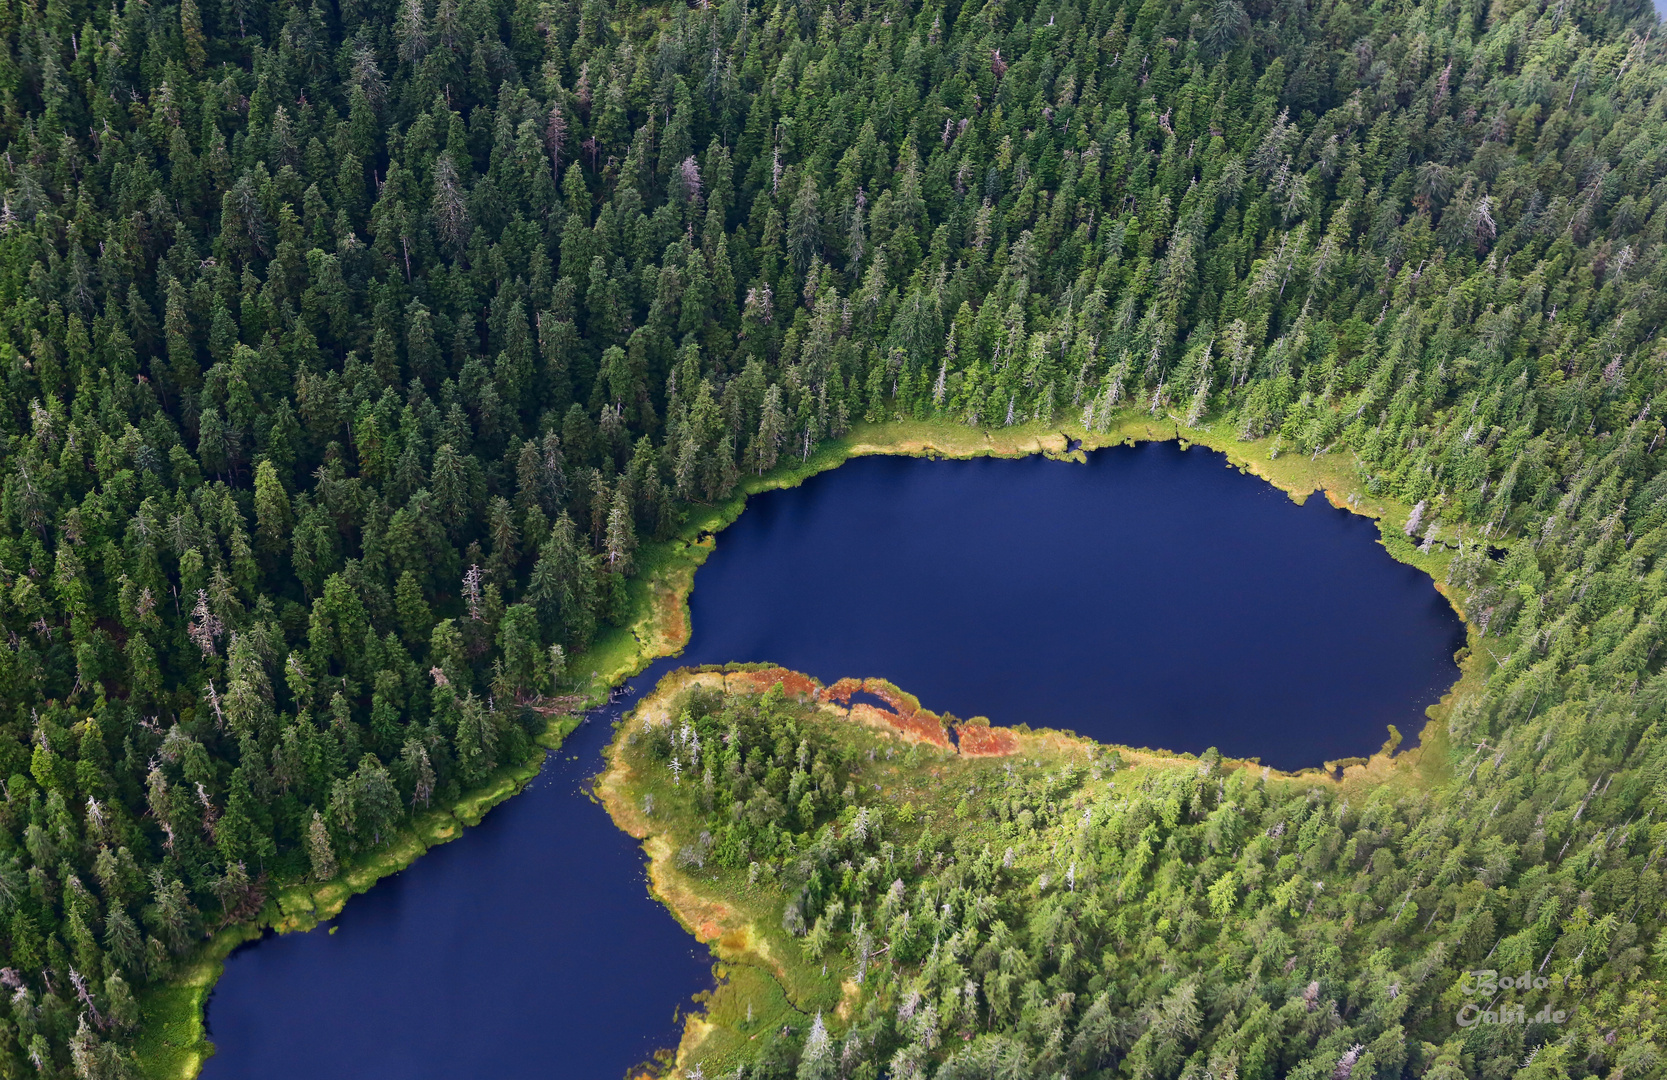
[132,712,585,1078]
[595,657,1461,1077]
[589,414,1484,1075]
[137,411,1481,1078]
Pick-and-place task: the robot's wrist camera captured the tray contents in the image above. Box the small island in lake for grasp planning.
[600,664,1479,1080]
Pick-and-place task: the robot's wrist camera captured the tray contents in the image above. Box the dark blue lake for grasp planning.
[692,443,1464,767]
[203,441,1465,1078]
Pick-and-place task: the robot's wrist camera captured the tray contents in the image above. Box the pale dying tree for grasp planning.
[307,810,337,881]
[431,154,471,253]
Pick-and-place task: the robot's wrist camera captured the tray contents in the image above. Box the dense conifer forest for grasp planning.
[0,0,1665,1067]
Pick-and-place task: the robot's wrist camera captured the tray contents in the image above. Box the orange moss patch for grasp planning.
[723,668,822,699]
[861,678,922,715]
[820,677,864,705]
[775,670,822,699]
[848,702,902,732]
[897,710,952,748]
[845,701,952,749]
[955,723,1020,756]
[813,675,958,748]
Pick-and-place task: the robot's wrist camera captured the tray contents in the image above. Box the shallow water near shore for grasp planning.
[203,442,1465,1079]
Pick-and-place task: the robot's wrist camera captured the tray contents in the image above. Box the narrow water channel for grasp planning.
[203,443,1465,1078]
[200,677,704,1079]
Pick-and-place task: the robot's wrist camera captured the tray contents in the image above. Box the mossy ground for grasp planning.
[138,409,1480,1078]
[588,411,1484,1076]
[596,662,1450,1076]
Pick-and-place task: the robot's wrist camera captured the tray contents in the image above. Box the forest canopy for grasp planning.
[0,0,1665,1070]
[610,665,1666,1080]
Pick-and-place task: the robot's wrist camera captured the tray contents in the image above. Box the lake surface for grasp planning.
[691,443,1464,767]
[204,441,1465,1079]
[200,707,712,1079]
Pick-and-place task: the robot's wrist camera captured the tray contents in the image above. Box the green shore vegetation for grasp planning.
[0,0,1662,1069]
[604,661,1651,1080]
